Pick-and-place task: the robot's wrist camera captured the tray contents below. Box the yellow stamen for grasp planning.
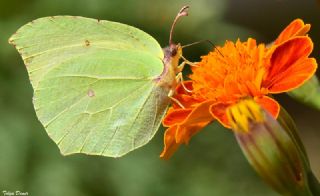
[227,99,265,133]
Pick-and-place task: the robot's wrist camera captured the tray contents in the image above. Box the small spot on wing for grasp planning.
[87,89,95,97]
[85,40,90,47]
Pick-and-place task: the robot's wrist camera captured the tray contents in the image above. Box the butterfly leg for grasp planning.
[167,68,193,109]
[168,89,185,109]
[176,58,198,73]
[175,72,192,93]
[180,56,199,68]
[176,61,186,73]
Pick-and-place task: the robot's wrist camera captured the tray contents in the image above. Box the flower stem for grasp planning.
[308,172,320,195]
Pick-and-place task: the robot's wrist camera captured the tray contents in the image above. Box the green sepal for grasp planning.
[229,100,314,195]
[288,76,320,110]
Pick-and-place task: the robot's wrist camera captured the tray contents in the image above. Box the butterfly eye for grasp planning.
[170,45,177,56]
[171,47,177,56]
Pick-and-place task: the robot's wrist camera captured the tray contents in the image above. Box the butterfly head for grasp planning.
[165,43,182,58]
[162,43,182,67]
[169,43,182,57]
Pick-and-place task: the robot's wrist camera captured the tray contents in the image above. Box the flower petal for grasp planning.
[254,96,280,118]
[160,125,181,159]
[275,19,310,44]
[264,37,314,92]
[174,100,215,143]
[210,97,280,128]
[173,94,203,109]
[181,100,215,124]
[210,103,231,128]
[268,58,317,93]
[170,81,204,109]
[163,108,192,127]
[161,100,215,159]
[176,81,193,94]
[163,99,214,127]
[160,122,210,160]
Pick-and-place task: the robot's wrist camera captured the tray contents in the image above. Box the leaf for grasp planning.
[287,75,320,110]
[9,16,171,157]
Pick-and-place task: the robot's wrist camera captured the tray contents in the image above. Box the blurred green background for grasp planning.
[1,0,319,195]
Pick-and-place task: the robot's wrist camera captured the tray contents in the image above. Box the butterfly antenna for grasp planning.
[182,40,224,57]
[169,5,189,45]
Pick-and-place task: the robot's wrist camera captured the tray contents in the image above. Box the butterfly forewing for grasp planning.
[9,16,171,157]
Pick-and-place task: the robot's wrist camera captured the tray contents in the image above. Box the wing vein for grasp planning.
[44,95,87,127]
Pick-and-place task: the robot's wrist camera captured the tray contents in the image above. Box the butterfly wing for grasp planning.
[9,16,170,157]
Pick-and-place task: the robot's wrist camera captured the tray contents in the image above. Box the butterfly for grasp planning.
[9,6,190,157]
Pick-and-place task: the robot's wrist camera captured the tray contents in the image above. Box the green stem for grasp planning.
[308,172,320,195]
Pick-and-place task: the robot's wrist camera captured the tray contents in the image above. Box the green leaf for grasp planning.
[288,76,320,110]
[9,16,171,157]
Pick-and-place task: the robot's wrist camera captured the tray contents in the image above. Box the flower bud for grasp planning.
[226,99,313,195]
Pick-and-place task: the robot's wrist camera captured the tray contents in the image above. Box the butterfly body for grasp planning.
[157,44,182,93]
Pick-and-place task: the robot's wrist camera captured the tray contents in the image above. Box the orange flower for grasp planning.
[160,19,317,159]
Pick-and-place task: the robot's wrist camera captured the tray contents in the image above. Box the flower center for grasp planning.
[190,39,268,103]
